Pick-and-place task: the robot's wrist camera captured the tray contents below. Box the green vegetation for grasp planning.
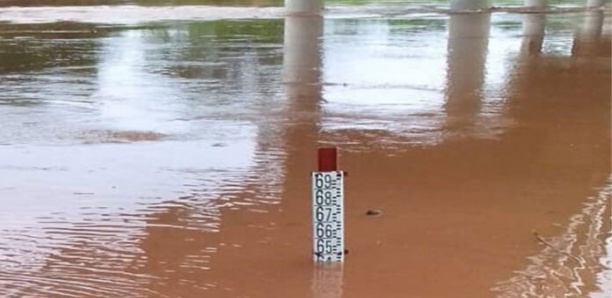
[387,18,446,31]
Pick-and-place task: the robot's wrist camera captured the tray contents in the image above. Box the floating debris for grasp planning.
[365,209,383,217]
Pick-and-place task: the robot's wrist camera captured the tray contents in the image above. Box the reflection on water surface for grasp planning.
[0,3,610,298]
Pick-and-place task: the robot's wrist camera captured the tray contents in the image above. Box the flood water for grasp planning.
[0,1,610,297]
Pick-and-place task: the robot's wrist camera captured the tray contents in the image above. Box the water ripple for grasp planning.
[492,178,612,297]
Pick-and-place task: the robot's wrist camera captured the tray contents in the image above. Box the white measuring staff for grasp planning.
[312,171,344,262]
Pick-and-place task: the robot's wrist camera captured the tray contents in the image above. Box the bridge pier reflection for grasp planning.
[521,13,546,56]
[573,11,606,57]
[451,0,491,10]
[444,13,491,133]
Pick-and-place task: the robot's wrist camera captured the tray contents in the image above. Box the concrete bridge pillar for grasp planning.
[285,0,323,14]
[525,0,546,8]
[451,0,491,11]
[586,0,604,8]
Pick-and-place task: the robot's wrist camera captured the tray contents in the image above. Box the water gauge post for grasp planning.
[312,147,345,262]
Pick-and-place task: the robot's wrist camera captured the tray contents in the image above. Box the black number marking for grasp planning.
[325,208,332,221]
[315,190,324,205]
[316,239,325,254]
[325,240,333,253]
[315,173,337,189]
[315,173,324,188]
[316,223,336,239]
[315,207,324,221]
[324,174,333,188]
[324,191,333,205]
[316,207,334,222]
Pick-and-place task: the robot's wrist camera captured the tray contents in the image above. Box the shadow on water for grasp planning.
[0,3,610,298]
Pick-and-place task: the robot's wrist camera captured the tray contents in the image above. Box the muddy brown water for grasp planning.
[0,3,610,298]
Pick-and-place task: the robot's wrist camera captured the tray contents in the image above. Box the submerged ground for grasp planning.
[0,1,610,297]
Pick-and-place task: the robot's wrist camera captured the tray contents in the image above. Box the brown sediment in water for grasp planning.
[199,34,610,298]
[80,130,167,143]
[0,9,610,298]
[125,36,610,298]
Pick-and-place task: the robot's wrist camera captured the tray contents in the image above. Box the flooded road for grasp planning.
[0,2,610,297]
